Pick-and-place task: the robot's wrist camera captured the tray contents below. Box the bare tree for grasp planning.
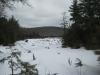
[60,12,68,35]
[0,0,27,17]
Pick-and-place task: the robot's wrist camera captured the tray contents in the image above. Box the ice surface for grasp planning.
[0,38,100,75]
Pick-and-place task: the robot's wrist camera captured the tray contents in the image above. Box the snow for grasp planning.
[0,38,100,75]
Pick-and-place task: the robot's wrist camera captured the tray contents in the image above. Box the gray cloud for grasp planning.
[6,0,72,28]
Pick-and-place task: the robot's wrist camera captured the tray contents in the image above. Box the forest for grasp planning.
[0,0,100,75]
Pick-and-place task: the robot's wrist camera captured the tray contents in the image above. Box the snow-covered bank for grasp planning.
[0,38,100,75]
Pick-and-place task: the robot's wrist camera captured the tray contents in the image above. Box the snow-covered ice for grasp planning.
[0,38,100,75]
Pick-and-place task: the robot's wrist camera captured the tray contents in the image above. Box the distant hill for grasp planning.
[20,26,64,38]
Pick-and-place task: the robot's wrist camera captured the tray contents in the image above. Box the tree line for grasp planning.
[62,0,100,50]
[0,16,20,45]
[0,0,41,46]
[0,16,41,46]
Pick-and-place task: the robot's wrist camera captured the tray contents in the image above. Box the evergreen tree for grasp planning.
[19,62,38,75]
[79,0,100,49]
[0,46,38,75]
[62,0,82,48]
[0,16,20,45]
[70,0,82,24]
[8,16,20,42]
[62,0,100,49]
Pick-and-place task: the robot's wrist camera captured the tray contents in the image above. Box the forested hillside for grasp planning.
[20,26,63,38]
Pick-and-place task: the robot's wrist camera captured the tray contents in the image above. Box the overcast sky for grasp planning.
[6,0,72,28]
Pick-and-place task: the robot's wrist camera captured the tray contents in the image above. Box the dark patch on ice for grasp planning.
[57,52,60,55]
[45,47,50,49]
[33,53,36,60]
[28,50,31,53]
[25,39,28,42]
[0,51,3,53]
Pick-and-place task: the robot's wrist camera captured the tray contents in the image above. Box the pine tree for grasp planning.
[62,0,100,49]
[70,0,81,24]
[19,62,38,75]
[78,0,100,49]
[0,16,20,45]
[8,16,20,44]
[62,0,82,48]
[0,46,38,75]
